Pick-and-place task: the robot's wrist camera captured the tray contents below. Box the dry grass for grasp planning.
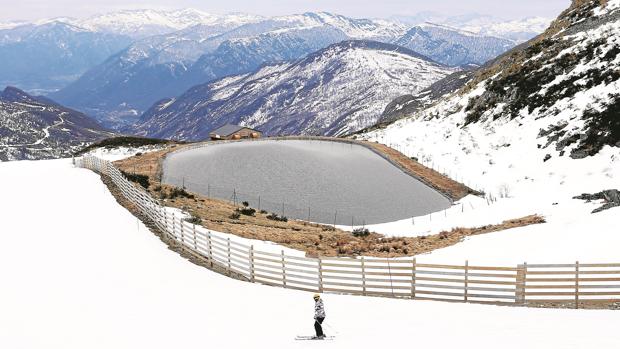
[362,141,475,200]
[112,138,543,257]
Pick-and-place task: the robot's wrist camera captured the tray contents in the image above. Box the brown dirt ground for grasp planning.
[113,139,544,258]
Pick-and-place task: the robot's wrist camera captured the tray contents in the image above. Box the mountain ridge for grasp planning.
[131,40,455,140]
[0,86,113,161]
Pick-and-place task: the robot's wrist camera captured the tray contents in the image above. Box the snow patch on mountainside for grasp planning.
[134,41,455,140]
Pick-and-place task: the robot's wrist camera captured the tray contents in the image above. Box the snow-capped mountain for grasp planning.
[74,9,263,38]
[392,13,552,43]
[0,87,113,161]
[132,41,454,140]
[394,23,514,66]
[361,0,620,199]
[0,21,132,94]
[453,16,552,43]
[51,12,406,128]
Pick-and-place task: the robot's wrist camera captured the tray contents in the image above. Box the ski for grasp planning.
[295,336,335,341]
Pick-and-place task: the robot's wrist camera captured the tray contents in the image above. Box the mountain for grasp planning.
[74,9,263,38]
[362,0,620,168]
[377,68,477,126]
[132,41,454,140]
[453,16,552,43]
[51,12,405,128]
[0,87,113,161]
[0,22,132,94]
[392,13,552,43]
[394,23,515,66]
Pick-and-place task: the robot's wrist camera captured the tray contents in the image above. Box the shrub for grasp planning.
[266,213,288,222]
[260,209,268,214]
[121,170,150,189]
[352,228,370,238]
[238,207,256,216]
[242,201,250,207]
[169,187,194,199]
[230,212,241,220]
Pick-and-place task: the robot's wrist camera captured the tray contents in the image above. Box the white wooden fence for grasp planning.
[77,156,620,307]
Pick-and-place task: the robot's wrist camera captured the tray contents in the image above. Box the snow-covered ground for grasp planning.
[1,159,619,349]
[357,124,620,261]
[86,145,168,162]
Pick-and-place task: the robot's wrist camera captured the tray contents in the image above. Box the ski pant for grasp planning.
[314,317,325,337]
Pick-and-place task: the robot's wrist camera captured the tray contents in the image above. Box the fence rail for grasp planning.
[77,156,620,308]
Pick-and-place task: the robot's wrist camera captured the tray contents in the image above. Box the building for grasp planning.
[209,124,262,141]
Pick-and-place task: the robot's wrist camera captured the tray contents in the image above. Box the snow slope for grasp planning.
[1,158,619,349]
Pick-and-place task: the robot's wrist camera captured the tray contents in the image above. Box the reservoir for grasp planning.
[162,140,451,225]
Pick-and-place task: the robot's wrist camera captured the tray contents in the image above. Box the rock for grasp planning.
[573,189,620,213]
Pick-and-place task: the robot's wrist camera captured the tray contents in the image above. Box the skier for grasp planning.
[313,293,326,339]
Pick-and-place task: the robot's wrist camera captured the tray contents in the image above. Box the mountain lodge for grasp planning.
[209,124,262,141]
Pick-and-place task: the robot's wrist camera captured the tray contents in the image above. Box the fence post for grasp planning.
[361,256,366,296]
[411,258,416,299]
[227,238,232,276]
[281,250,287,288]
[192,224,197,250]
[516,262,527,305]
[249,245,255,283]
[179,216,185,245]
[164,210,169,237]
[575,261,580,309]
[172,212,178,241]
[464,260,469,302]
[318,256,324,293]
[208,231,213,267]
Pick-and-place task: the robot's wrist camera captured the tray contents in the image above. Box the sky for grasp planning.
[0,0,571,22]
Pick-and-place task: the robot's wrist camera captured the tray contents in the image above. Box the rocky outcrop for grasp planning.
[574,189,620,213]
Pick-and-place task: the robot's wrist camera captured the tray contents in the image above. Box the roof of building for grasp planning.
[209,124,259,137]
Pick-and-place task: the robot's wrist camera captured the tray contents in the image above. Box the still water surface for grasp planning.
[163,140,451,225]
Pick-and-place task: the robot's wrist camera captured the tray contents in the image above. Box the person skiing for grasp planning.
[313,293,326,339]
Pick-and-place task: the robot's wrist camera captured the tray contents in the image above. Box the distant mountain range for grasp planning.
[49,18,353,128]
[0,22,132,94]
[47,11,524,129]
[394,23,514,66]
[73,9,264,39]
[391,13,552,43]
[49,12,408,127]
[0,87,113,161]
[0,9,552,135]
[131,41,455,140]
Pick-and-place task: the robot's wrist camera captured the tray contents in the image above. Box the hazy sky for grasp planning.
[0,0,571,22]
